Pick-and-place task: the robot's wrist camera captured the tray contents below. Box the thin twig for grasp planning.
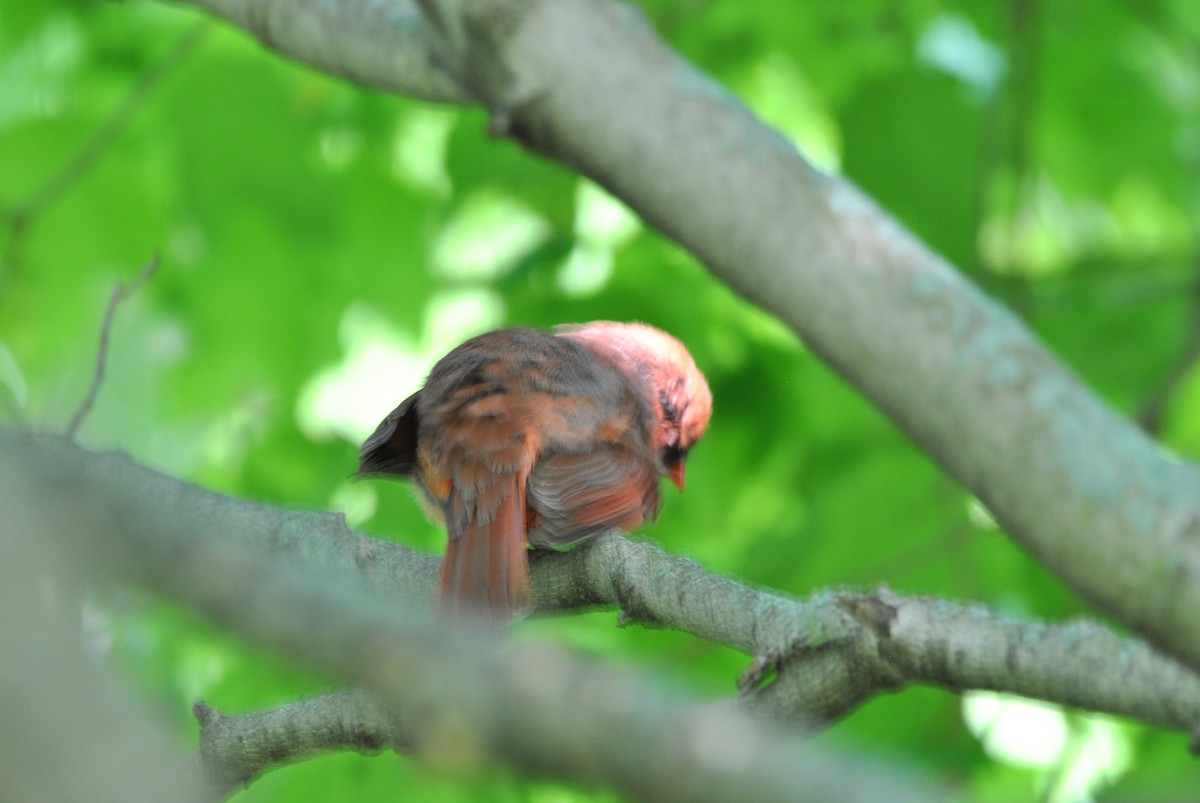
[66,255,161,440]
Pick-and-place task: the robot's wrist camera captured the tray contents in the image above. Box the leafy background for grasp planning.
[2,0,1198,799]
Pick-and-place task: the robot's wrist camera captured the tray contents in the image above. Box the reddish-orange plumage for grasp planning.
[357,322,712,620]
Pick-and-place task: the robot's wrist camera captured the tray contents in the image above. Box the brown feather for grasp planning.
[527,447,659,547]
[440,473,533,619]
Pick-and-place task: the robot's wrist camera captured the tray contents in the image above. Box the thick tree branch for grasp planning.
[6,430,1199,742]
[183,581,1200,793]
[0,462,204,803]
[191,0,469,102]
[1,432,940,803]
[173,0,1200,671]
[541,538,1200,730]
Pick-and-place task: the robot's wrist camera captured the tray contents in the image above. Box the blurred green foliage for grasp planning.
[2,0,1198,799]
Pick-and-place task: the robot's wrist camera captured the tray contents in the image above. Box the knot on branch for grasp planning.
[737,650,783,696]
[836,591,899,640]
[192,699,221,729]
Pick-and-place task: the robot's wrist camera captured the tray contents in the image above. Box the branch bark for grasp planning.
[6,430,1199,745]
[180,581,1200,793]
[172,0,1200,672]
[191,0,468,102]
[0,450,205,803]
[182,691,394,798]
[1,431,943,803]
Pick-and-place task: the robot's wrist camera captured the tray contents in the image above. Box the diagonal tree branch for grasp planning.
[1,431,943,803]
[179,579,1200,797]
[193,0,469,102]
[6,429,1200,740]
[0,465,206,803]
[172,0,1200,672]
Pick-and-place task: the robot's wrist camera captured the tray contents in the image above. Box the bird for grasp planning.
[356,321,712,621]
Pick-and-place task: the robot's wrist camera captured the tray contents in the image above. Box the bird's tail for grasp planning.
[439,474,533,621]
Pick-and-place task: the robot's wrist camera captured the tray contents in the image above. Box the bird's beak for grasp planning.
[668,460,686,492]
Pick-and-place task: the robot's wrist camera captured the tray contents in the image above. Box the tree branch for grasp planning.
[1,431,942,803]
[179,579,1200,794]
[172,0,1200,672]
[191,0,469,103]
[6,430,1199,742]
[0,452,205,803]
[182,691,394,799]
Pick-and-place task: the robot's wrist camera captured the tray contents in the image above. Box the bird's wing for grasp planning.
[526,442,661,547]
[356,390,421,477]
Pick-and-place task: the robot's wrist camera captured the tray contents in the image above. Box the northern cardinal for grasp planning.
[357,321,712,620]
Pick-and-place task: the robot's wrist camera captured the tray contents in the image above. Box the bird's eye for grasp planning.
[659,390,679,423]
